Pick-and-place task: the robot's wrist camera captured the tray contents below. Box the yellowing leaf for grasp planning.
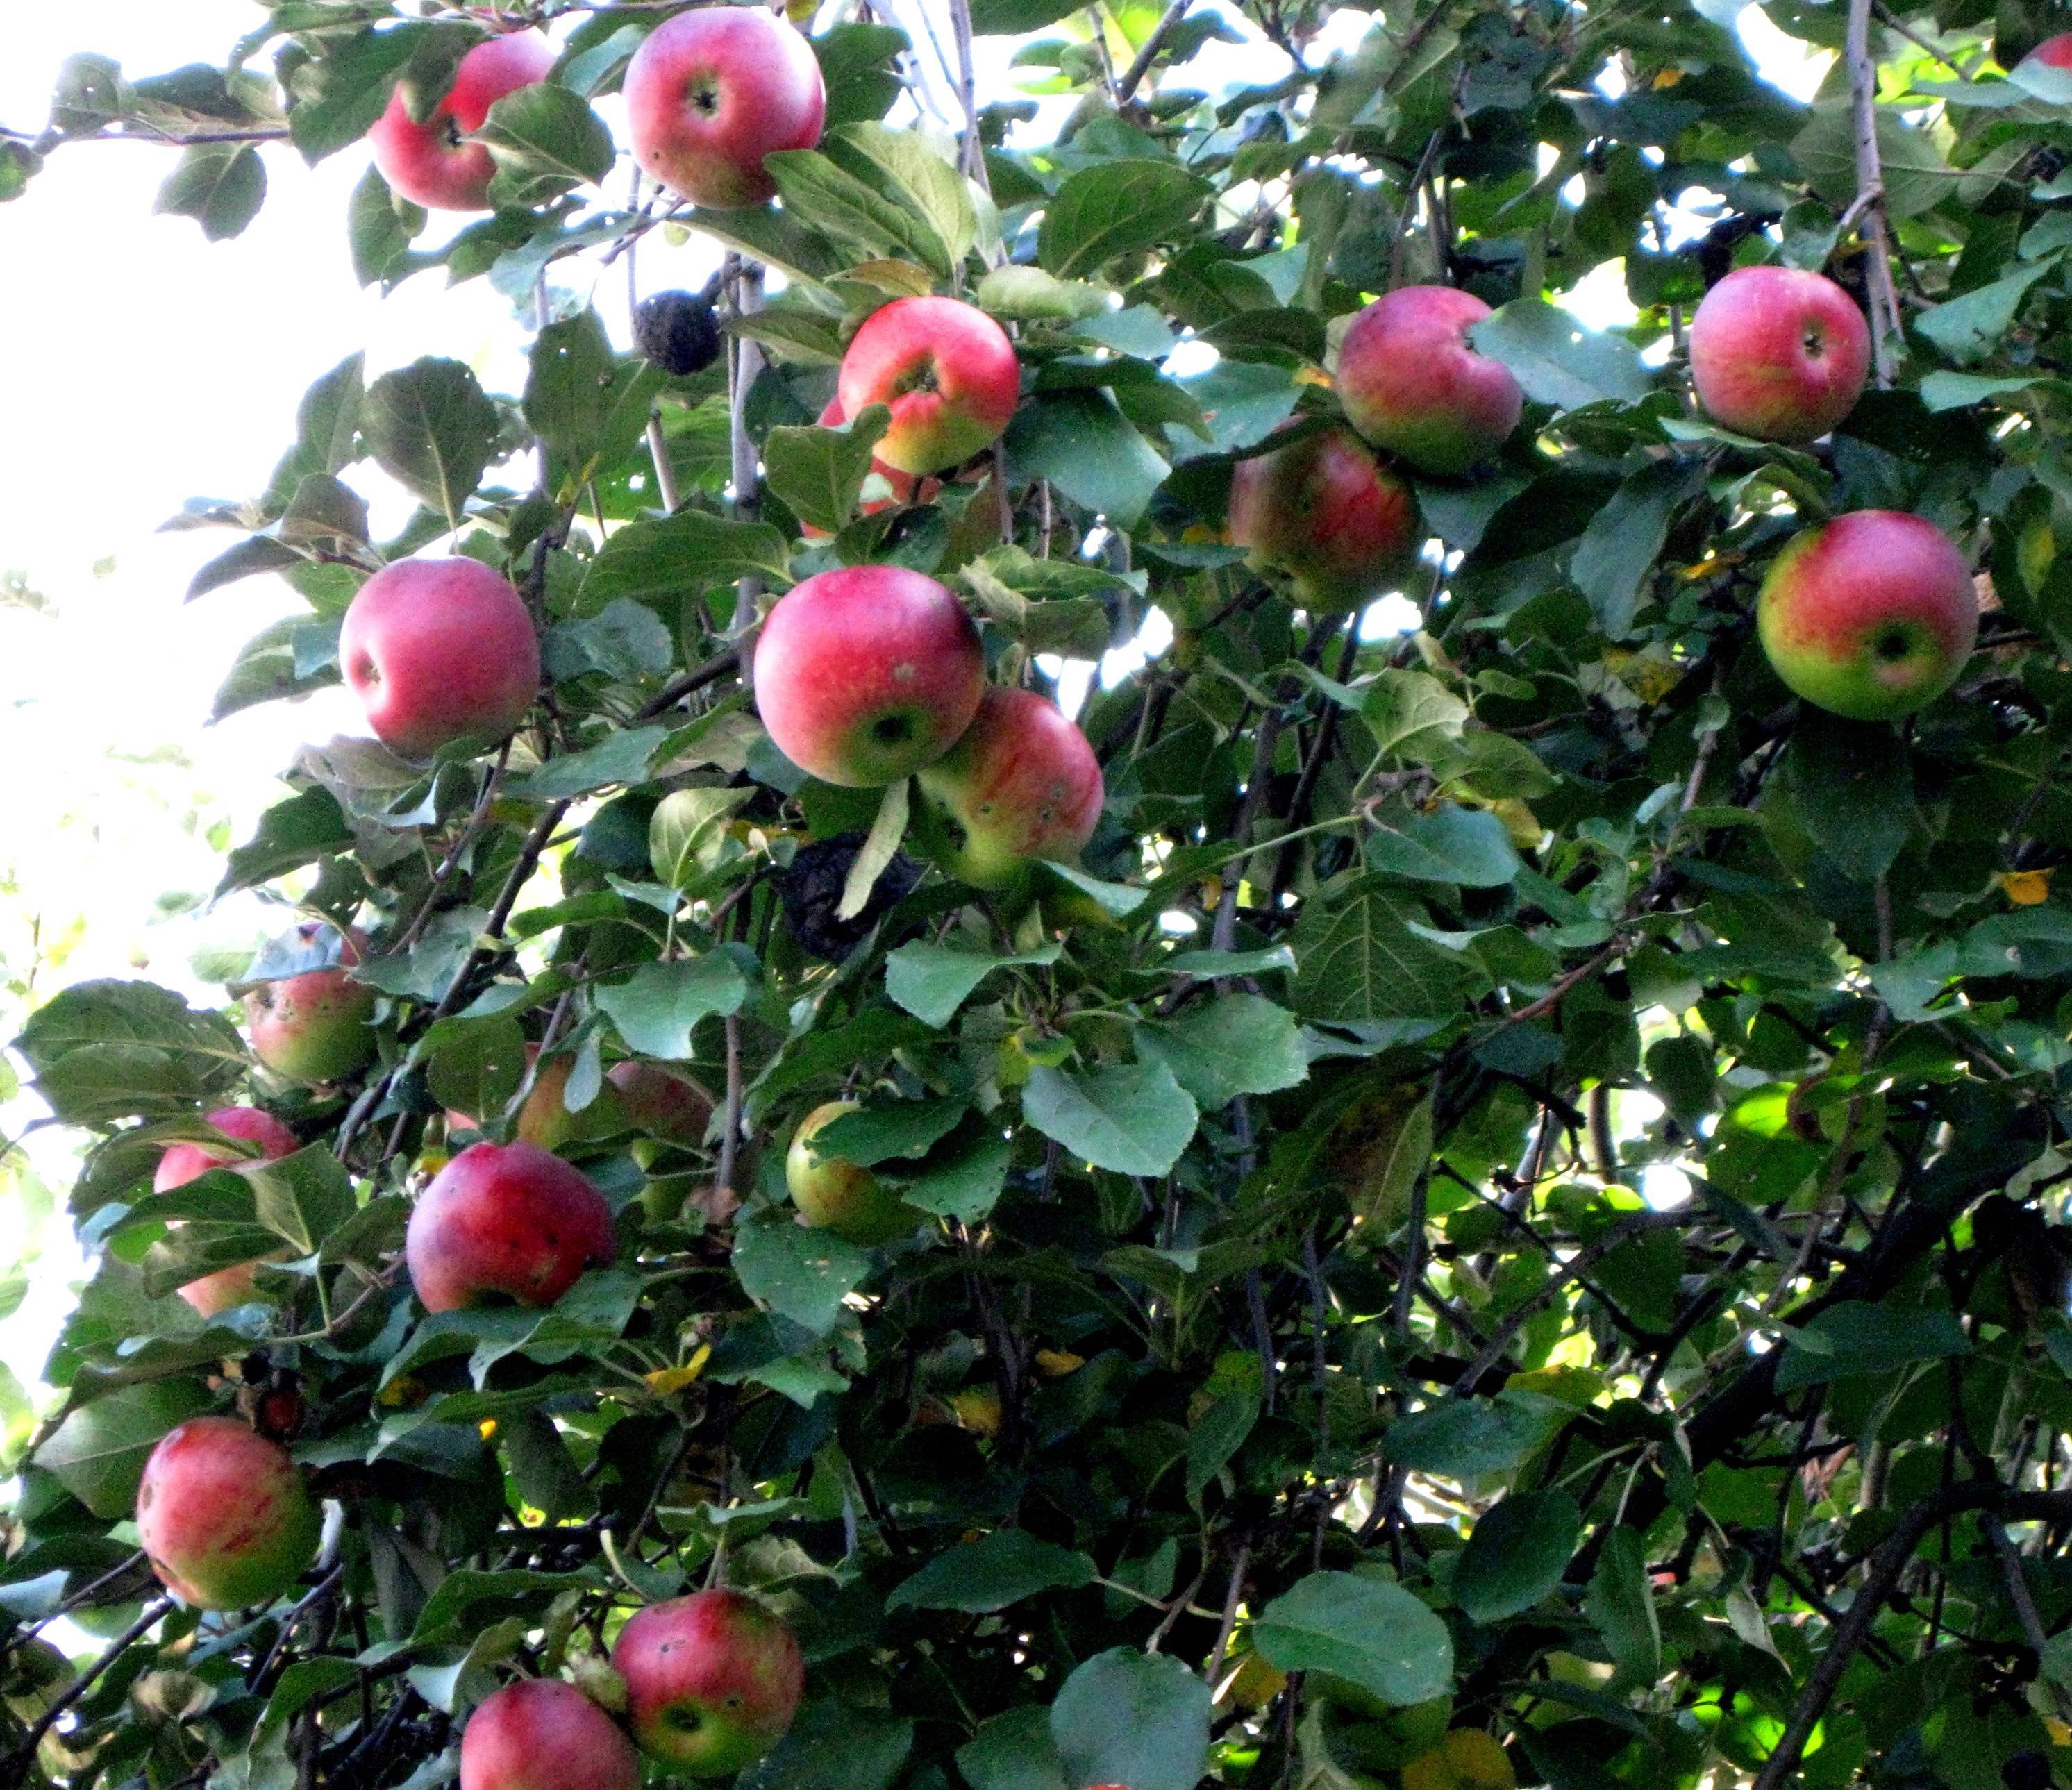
[2000,869,2052,907]
[1035,1349,1086,1377]
[645,1345,712,1396]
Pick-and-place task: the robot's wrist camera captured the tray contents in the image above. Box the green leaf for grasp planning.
[1022,1062,1198,1176]
[899,1125,1012,1222]
[1048,1648,1210,1790]
[1383,1392,1565,1479]
[1469,299,1653,410]
[1135,994,1308,1110]
[1790,100,1957,219]
[547,597,676,685]
[1365,805,1524,889]
[474,81,615,205]
[1253,1571,1455,1707]
[1779,712,1915,885]
[1363,670,1469,763]
[730,1208,872,1336]
[883,939,1060,1028]
[1287,880,1474,1025]
[813,1098,968,1168]
[1185,1387,1260,1501]
[583,507,792,606]
[1039,161,1212,280]
[765,403,891,537]
[814,23,910,129]
[1571,459,1704,637]
[502,726,669,801]
[741,1701,913,1790]
[362,357,499,526]
[35,1380,214,1520]
[649,787,754,887]
[970,0,1086,31]
[826,123,976,273]
[889,1530,1096,1611]
[212,615,344,723]
[977,265,1111,321]
[958,1709,1070,1790]
[766,144,956,276]
[1585,1528,1661,1685]
[596,954,752,1059]
[349,162,426,287]
[1773,1299,1969,1391]
[155,142,265,240]
[1453,1491,1582,1623]
[15,980,248,1126]
[1005,391,1169,528]
[1916,259,2060,365]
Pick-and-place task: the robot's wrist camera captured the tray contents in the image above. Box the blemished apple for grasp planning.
[340,558,542,761]
[914,686,1104,889]
[1687,265,1871,444]
[135,1416,320,1610]
[368,30,555,212]
[612,1588,804,1775]
[460,1679,642,1790]
[1756,509,1978,720]
[156,1105,301,1316]
[1228,424,1422,612]
[785,1101,921,1245]
[244,924,376,1085]
[623,7,826,209]
[405,1141,618,1312]
[1336,285,1522,476]
[836,296,1021,476]
[608,1060,715,1147]
[752,565,985,787]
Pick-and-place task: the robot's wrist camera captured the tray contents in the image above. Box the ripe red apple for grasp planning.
[135,1416,320,1610]
[1228,424,1422,612]
[608,1060,715,1146]
[612,1588,804,1775]
[460,1679,641,1790]
[785,1100,921,1244]
[156,1105,301,1316]
[623,8,826,209]
[405,1141,617,1312]
[245,924,376,1085]
[1687,265,1870,444]
[914,687,1103,889]
[1336,285,1522,476]
[836,297,1021,476]
[752,565,985,787]
[1757,510,1978,720]
[2021,33,2072,72]
[340,558,542,761]
[368,30,555,212]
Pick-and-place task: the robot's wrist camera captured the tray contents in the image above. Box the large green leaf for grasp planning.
[1253,1571,1455,1706]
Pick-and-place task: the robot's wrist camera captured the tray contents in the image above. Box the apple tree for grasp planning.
[6,2,2072,1789]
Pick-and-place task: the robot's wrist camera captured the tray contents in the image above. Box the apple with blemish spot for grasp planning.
[1228,423,1422,612]
[244,923,376,1086]
[914,687,1104,889]
[135,1416,320,1610]
[785,1100,921,1244]
[612,1588,803,1775]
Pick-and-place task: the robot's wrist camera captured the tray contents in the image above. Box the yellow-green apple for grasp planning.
[914,687,1103,889]
[340,558,541,761]
[623,8,826,208]
[836,297,1020,476]
[612,1588,804,1775]
[1228,424,1422,612]
[785,1100,921,1245]
[135,1416,320,1610]
[608,1060,714,1147]
[1336,285,1522,476]
[244,923,376,1085]
[1757,510,1978,720]
[367,30,555,212]
[405,1141,617,1312]
[460,1679,641,1790]
[156,1105,301,1316]
[1687,265,1870,444]
[752,565,984,787]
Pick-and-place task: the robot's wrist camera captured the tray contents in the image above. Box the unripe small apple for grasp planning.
[612,1588,804,1775]
[460,1678,642,1790]
[340,558,541,761]
[624,8,826,209]
[1336,285,1521,476]
[135,1416,320,1610]
[836,297,1021,476]
[753,565,985,787]
[244,924,376,1085]
[1687,265,1870,444]
[785,1101,921,1245]
[914,687,1104,890]
[1756,509,1978,720]
[405,1141,618,1312]
[1228,424,1421,612]
[368,31,555,212]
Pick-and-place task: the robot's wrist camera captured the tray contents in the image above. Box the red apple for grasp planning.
[340,558,542,761]
[2021,33,2072,71]
[752,565,985,787]
[460,1679,641,1790]
[1687,265,1870,444]
[836,297,1021,476]
[368,30,555,212]
[914,686,1103,889]
[245,924,376,1085]
[785,1100,921,1244]
[612,1588,803,1775]
[608,1060,715,1146]
[444,1044,621,1151]
[135,1416,320,1610]
[1336,285,1522,476]
[155,1105,299,1194]
[624,8,826,209]
[1228,424,1422,612]
[405,1141,617,1313]
[1757,510,1978,720]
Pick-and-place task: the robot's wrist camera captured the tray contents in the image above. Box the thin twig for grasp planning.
[1845,0,1904,384]
[1117,0,1192,101]
[6,1597,172,1771]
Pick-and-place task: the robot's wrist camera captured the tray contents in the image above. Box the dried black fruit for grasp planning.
[779,833,921,962]
[634,290,721,376]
